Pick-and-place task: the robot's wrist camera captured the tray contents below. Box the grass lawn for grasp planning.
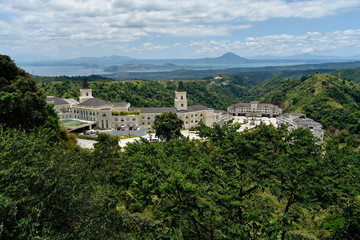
[59,120,73,123]
[67,122,87,127]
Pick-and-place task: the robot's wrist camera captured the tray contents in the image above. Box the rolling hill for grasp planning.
[243,73,360,132]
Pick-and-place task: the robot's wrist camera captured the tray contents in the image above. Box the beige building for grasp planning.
[227,101,282,117]
[47,80,217,130]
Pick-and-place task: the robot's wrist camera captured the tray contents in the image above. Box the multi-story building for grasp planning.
[227,101,282,117]
[47,80,217,130]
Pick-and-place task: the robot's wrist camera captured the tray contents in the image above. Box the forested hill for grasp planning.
[333,68,360,84]
[244,73,360,134]
[40,77,250,110]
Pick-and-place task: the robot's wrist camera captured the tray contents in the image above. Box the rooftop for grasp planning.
[176,81,186,92]
[78,98,129,107]
[46,96,69,105]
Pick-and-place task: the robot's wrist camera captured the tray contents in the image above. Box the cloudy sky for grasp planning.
[1,0,360,61]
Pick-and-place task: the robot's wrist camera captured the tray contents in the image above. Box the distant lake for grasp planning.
[20,66,111,77]
[20,61,319,77]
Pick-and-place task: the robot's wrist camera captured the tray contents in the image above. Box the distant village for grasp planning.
[47,79,324,142]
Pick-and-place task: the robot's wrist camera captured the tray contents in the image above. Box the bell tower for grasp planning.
[174,81,187,111]
[79,78,93,103]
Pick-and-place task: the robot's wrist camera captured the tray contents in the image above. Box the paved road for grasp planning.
[77,130,202,149]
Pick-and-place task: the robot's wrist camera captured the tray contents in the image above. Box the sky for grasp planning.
[1,0,360,61]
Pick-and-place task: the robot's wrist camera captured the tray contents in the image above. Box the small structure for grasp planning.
[227,101,282,117]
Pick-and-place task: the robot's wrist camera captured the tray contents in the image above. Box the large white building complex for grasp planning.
[46,80,217,130]
[47,79,323,142]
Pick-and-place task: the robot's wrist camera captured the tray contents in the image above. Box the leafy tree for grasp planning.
[153,112,183,141]
[0,55,58,131]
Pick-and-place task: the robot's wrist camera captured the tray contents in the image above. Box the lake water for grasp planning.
[20,66,111,77]
[20,61,315,77]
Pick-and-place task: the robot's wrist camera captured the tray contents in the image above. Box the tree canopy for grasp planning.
[153,112,184,141]
[0,55,58,131]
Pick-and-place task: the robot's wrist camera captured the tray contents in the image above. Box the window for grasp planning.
[181,96,183,100]
[181,104,184,107]
[115,118,118,121]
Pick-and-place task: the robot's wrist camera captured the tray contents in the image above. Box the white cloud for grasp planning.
[0,0,359,57]
[188,29,360,56]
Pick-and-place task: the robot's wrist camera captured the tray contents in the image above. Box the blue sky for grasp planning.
[1,0,360,61]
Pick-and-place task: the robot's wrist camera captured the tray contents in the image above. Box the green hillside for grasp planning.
[333,68,360,84]
[245,73,360,133]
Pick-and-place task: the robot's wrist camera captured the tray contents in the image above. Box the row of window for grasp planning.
[114,118,137,122]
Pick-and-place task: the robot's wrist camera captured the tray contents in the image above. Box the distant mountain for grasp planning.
[122,52,249,65]
[20,52,249,67]
[194,52,249,64]
[103,63,194,72]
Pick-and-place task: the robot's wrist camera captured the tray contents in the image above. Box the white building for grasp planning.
[277,113,324,142]
[227,101,282,117]
[47,80,218,130]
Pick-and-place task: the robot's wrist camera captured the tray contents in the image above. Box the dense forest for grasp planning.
[1,55,360,239]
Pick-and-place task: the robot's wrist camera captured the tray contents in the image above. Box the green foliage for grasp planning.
[0,55,59,132]
[153,112,184,141]
[333,68,360,84]
[123,124,359,239]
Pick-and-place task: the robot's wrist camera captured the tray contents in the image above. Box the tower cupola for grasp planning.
[174,81,187,111]
[79,78,93,103]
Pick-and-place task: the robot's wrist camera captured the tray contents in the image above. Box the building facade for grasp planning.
[47,80,217,130]
[227,101,282,117]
